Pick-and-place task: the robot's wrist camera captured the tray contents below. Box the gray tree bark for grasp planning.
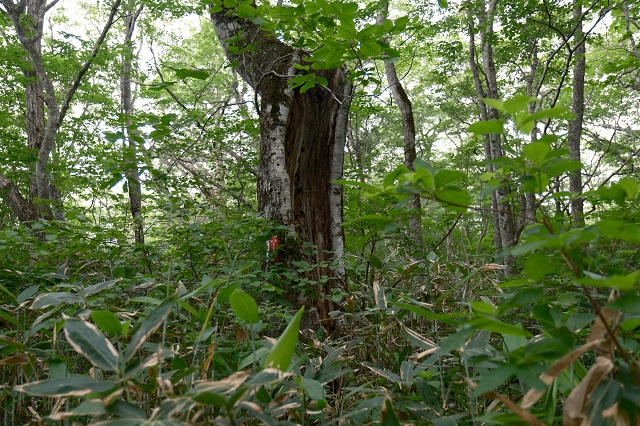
[377,1,423,247]
[468,0,517,276]
[568,0,585,225]
[210,7,352,332]
[121,3,145,245]
[0,0,121,222]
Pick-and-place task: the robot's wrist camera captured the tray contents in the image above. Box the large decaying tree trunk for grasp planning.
[210,8,352,331]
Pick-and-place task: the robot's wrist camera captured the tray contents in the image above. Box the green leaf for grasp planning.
[91,310,122,336]
[437,0,448,7]
[360,38,382,58]
[468,119,505,135]
[300,377,325,401]
[524,253,554,282]
[236,1,256,18]
[265,307,303,371]
[82,279,119,298]
[381,397,400,426]
[482,98,506,112]
[576,270,640,291]
[16,376,116,397]
[123,291,178,362]
[368,254,383,269]
[466,317,531,337]
[63,316,119,372]
[434,188,470,212]
[523,142,550,167]
[474,365,515,395]
[392,301,466,325]
[336,22,357,40]
[193,391,227,407]
[229,289,260,324]
[169,66,210,80]
[435,169,465,189]
[31,292,84,309]
[504,95,538,114]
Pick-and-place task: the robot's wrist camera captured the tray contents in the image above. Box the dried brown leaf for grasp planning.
[587,290,618,356]
[563,356,614,426]
[521,339,602,409]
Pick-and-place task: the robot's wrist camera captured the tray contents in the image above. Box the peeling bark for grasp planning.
[211,7,352,331]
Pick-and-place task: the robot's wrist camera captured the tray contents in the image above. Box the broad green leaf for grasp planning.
[336,22,357,39]
[466,317,531,337]
[524,253,554,281]
[468,119,504,135]
[381,397,401,426]
[64,316,119,372]
[0,283,17,306]
[236,1,256,18]
[300,377,325,401]
[16,376,116,397]
[91,310,122,336]
[392,301,465,325]
[435,169,465,189]
[474,365,515,396]
[481,98,506,112]
[265,307,303,371]
[31,292,84,309]
[523,142,550,167]
[368,254,383,269]
[576,270,640,291]
[471,301,496,315]
[503,94,537,114]
[618,177,639,200]
[123,291,178,362]
[193,391,227,407]
[170,67,210,80]
[229,289,260,324]
[82,279,119,298]
[434,188,470,212]
[360,39,382,58]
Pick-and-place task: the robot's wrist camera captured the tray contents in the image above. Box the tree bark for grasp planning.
[121,3,145,246]
[0,0,121,222]
[377,1,423,247]
[210,7,352,331]
[568,0,585,225]
[468,0,516,275]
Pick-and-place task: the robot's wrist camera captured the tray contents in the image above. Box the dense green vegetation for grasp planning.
[1,0,639,424]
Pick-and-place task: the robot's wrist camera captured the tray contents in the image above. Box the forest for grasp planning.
[1,0,639,424]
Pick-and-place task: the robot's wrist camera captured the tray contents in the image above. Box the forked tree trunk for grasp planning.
[0,0,121,222]
[210,8,352,332]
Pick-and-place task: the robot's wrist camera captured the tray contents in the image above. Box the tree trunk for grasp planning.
[469,0,516,276]
[377,1,423,247]
[121,3,145,246]
[1,0,121,222]
[210,8,352,332]
[568,0,585,226]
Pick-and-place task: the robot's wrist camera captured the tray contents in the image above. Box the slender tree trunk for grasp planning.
[568,0,585,225]
[377,1,423,247]
[468,0,516,275]
[0,0,121,222]
[121,3,145,246]
[210,7,352,332]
